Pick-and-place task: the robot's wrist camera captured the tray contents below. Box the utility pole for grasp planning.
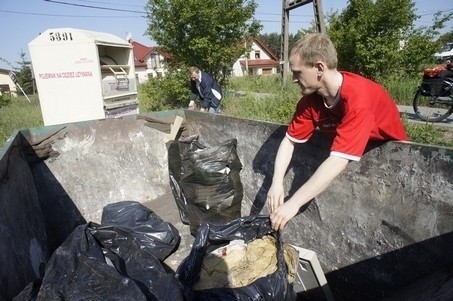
[280,0,326,85]
[280,0,290,85]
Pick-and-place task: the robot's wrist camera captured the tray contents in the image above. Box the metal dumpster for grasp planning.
[1,110,452,300]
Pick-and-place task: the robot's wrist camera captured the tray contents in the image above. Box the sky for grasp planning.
[0,0,451,70]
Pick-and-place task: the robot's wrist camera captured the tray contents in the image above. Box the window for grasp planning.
[255,50,261,59]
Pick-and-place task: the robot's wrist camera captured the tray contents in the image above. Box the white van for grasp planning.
[434,42,453,62]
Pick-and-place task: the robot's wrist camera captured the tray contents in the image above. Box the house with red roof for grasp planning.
[129,39,171,83]
[130,36,279,82]
[231,37,279,77]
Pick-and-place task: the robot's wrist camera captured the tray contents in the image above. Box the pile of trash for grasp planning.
[193,235,298,290]
[14,139,298,301]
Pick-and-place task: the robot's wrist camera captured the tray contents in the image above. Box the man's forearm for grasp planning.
[272,137,295,185]
[289,155,349,208]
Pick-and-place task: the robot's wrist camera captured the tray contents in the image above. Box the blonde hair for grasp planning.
[189,66,200,75]
[290,33,338,69]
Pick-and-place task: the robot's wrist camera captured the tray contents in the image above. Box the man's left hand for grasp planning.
[270,200,300,231]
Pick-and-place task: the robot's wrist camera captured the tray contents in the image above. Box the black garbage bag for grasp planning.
[101,200,180,260]
[167,137,244,236]
[176,215,296,301]
[27,222,183,301]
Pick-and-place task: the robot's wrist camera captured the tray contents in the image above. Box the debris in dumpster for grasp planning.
[23,126,66,165]
[176,215,297,301]
[193,235,298,290]
[137,114,187,138]
[101,200,180,260]
[167,137,244,236]
[14,201,183,301]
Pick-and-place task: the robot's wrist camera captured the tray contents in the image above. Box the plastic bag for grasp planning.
[167,137,244,236]
[176,215,296,301]
[15,202,183,301]
[101,200,180,260]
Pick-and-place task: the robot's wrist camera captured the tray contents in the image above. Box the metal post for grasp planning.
[280,0,290,85]
[281,0,325,85]
[313,0,326,33]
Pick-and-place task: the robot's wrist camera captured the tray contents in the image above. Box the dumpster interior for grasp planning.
[1,109,452,300]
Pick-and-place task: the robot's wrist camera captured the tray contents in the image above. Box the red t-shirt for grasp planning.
[287,71,408,161]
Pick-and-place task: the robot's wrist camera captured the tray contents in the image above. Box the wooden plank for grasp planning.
[168,115,184,140]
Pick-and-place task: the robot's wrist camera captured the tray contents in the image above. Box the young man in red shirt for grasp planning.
[266,33,408,231]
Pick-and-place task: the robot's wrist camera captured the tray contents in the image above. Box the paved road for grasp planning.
[397,105,453,128]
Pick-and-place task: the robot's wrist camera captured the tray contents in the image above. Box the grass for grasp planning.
[1,75,452,148]
[227,74,284,93]
[377,75,420,106]
[0,94,43,145]
[401,114,453,147]
[222,76,300,123]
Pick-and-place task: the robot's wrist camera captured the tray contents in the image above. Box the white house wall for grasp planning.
[249,42,271,60]
[147,54,165,70]
[232,60,244,77]
[135,66,149,84]
[135,54,167,83]
[231,41,277,77]
[0,72,18,97]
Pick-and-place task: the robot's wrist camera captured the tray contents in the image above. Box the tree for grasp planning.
[437,31,453,45]
[1,51,34,95]
[257,32,307,60]
[327,0,449,78]
[257,33,281,58]
[14,51,34,95]
[145,0,261,82]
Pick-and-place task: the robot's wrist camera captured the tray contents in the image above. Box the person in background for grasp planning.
[188,66,222,114]
[266,33,408,231]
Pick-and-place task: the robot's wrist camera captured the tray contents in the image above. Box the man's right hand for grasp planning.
[266,183,285,213]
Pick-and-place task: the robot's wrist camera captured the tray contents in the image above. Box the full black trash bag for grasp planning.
[167,137,244,236]
[176,215,296,301]
[101,200,180,260]
[28,222,183,301]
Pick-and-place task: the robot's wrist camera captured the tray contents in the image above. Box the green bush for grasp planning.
[0,94,11,108]
[138,70,189,112]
